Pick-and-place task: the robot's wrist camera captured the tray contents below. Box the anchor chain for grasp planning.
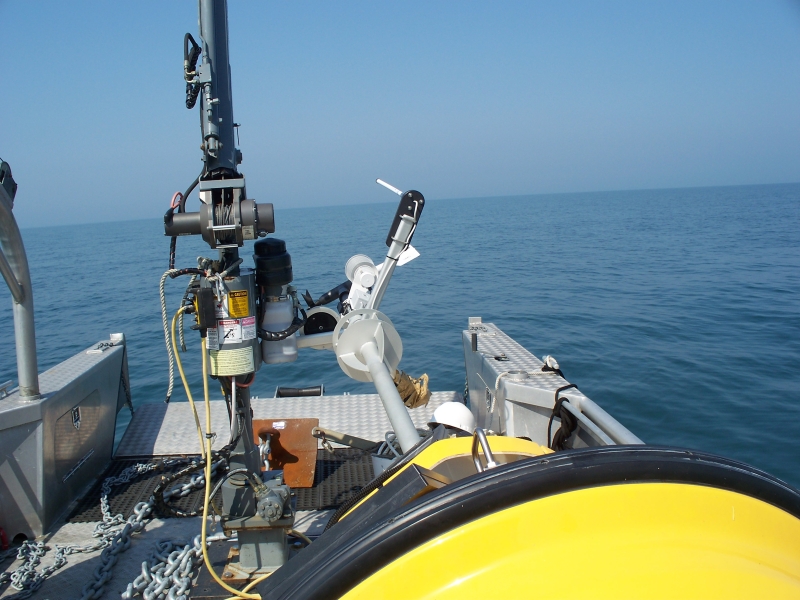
[121,537,204,600]
[0,460,222,600]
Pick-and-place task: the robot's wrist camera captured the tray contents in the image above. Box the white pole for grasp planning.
[361,340,421,452]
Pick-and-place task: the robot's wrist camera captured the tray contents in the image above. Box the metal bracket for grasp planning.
[472,428,498,473]
[198,178,245,191]
[0,380,14,399]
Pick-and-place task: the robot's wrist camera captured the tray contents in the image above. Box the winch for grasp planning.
[159,0,426,590]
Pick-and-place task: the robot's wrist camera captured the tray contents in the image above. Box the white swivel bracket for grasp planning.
[331,309,421,452]
[343,254,378,311]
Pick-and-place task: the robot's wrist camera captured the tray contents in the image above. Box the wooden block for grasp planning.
[252,418,319,488]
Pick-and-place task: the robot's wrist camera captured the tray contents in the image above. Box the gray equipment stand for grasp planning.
[196,0,292,574]
[221,386,292,573]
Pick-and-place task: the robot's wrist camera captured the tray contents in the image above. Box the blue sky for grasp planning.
[1,1,799,228]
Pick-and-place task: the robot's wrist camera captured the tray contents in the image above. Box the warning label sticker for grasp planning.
[228,290,249,318]
[214,298,229,319]
[207,325,219,350]
[242,316,257,341]
[209,347,254,376]
[218,319,242,344]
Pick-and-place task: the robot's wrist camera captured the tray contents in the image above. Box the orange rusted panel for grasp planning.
[252,418,319,488]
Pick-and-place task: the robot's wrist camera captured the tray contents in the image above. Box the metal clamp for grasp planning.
[471,428,498,473]
[0,380,13,399]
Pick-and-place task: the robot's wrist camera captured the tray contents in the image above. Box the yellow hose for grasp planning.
[171,306,206,459]
[199,337,261,600]
[240,572,272,594]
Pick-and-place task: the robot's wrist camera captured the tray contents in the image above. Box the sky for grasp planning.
[1,0,799,228]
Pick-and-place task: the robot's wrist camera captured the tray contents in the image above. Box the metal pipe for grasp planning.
[198,0,237,172]
[569,395,644,445]
[367,258,397,311]
[360,340,421,452]
[0,246,24,303]
[312,427,377,452]
[0,183,39,398]
[471,428,498,473]
[367,215,414,311]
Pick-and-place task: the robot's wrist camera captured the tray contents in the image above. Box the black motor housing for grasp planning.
[254,238,293,287]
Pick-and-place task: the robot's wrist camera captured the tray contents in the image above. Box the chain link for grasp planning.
[0,460,220,600]
[121,537,204,600]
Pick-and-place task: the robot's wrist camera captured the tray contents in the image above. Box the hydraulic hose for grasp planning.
[172,306,206,458]
[180,174,201,213]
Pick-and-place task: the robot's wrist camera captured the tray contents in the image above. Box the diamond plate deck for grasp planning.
[468,322,574,395]
[68,449,373,524]
[115,391,460,457]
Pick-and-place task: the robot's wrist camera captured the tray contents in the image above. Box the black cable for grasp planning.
[165,172,201,269]
[168,236,178,270]
[153,413,246,518]
[257,308,307,342]
[184,34,202,109]
[541,364,565,378]
[184,33,200,64]
[169,268,205,279]
[180,174,200,213]
[153,457,219,518]
[547,384,579,450]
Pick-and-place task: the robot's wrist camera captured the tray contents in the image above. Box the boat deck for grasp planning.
[0,392,457,599]
[116,392,458,457]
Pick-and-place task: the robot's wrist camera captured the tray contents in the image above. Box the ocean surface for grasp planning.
[1,184,798,487]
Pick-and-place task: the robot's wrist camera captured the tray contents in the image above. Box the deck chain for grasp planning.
[0,459,218,600]
[121,536,204,600]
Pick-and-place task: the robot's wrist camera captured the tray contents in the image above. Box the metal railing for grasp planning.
[0,160,39,398]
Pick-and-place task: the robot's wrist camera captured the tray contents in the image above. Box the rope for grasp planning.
[392,370,430,408]
[160,269,179,403]
[161,264,208,403]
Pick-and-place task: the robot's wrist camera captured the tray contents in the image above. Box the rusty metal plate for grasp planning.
[252,418,319,488]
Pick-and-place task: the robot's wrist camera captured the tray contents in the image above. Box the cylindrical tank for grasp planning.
[260,296,298,364]
[254,238,298,364]
[202,269,261,376]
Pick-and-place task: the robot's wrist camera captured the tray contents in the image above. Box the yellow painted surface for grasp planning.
[342,483,800,600]
[408,435,552,471]
[339,436,551,520]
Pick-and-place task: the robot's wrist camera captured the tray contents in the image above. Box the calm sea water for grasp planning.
[1,184,798,487]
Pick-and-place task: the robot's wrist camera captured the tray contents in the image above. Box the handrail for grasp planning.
[0,161,39,398]
[0,245,24,303]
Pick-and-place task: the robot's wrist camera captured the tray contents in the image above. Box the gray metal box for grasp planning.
[0,337,129,539]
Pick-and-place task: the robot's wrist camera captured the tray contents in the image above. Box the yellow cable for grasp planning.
[240,572,272,594]
[200,337,261,600]
[171,306,206,459]
[234,530,312,595]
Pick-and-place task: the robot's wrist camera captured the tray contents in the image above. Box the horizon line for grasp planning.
[18,180,800,231]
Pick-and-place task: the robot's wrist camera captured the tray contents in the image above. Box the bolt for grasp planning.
[223,571,233,578]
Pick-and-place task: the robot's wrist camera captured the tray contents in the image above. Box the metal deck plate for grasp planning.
[115,391,460,457]
[294,449,374,510]
[67,458,210,523]
[68,449,373,524]
[469,322,569,393]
